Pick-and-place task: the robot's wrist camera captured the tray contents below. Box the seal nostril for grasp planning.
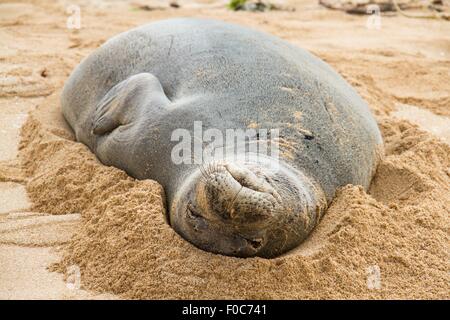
[223,163,266,192]
[234,176,252,189]
[247,238,263,250]
[186,203,202,219]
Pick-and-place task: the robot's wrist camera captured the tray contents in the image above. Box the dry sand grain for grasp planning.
[1,0,449,299]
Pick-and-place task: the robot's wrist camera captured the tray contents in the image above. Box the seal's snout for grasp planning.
[170,158,325,258]
[200,162,279,225]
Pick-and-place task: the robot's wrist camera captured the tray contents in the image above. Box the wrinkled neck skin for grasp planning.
[169,153,327,258]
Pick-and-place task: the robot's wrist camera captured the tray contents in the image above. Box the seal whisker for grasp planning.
[198,163,209,180]
[226,186,243,219]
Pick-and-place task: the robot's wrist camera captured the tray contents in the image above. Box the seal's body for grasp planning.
[62,18,382,258]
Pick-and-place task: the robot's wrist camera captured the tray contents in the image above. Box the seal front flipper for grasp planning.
[92,73,170,135]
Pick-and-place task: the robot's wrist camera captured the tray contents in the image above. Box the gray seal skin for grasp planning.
[61,18,383,258]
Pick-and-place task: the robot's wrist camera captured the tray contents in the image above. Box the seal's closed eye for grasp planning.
[92,72,170,135]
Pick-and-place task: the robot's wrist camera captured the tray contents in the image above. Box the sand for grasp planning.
[0,0,449,299]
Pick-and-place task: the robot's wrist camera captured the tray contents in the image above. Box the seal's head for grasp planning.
[170,156,323,258]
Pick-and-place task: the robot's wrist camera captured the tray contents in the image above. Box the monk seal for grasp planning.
[61,18,383,258]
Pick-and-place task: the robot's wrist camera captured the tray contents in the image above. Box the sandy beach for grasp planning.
[0,0,449,299]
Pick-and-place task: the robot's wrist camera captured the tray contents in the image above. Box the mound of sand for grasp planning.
[1,0,448,299]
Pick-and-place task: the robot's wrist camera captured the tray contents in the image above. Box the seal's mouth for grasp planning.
[170,157,317,258]
[181,191,270,257]
[185,202,266,256]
